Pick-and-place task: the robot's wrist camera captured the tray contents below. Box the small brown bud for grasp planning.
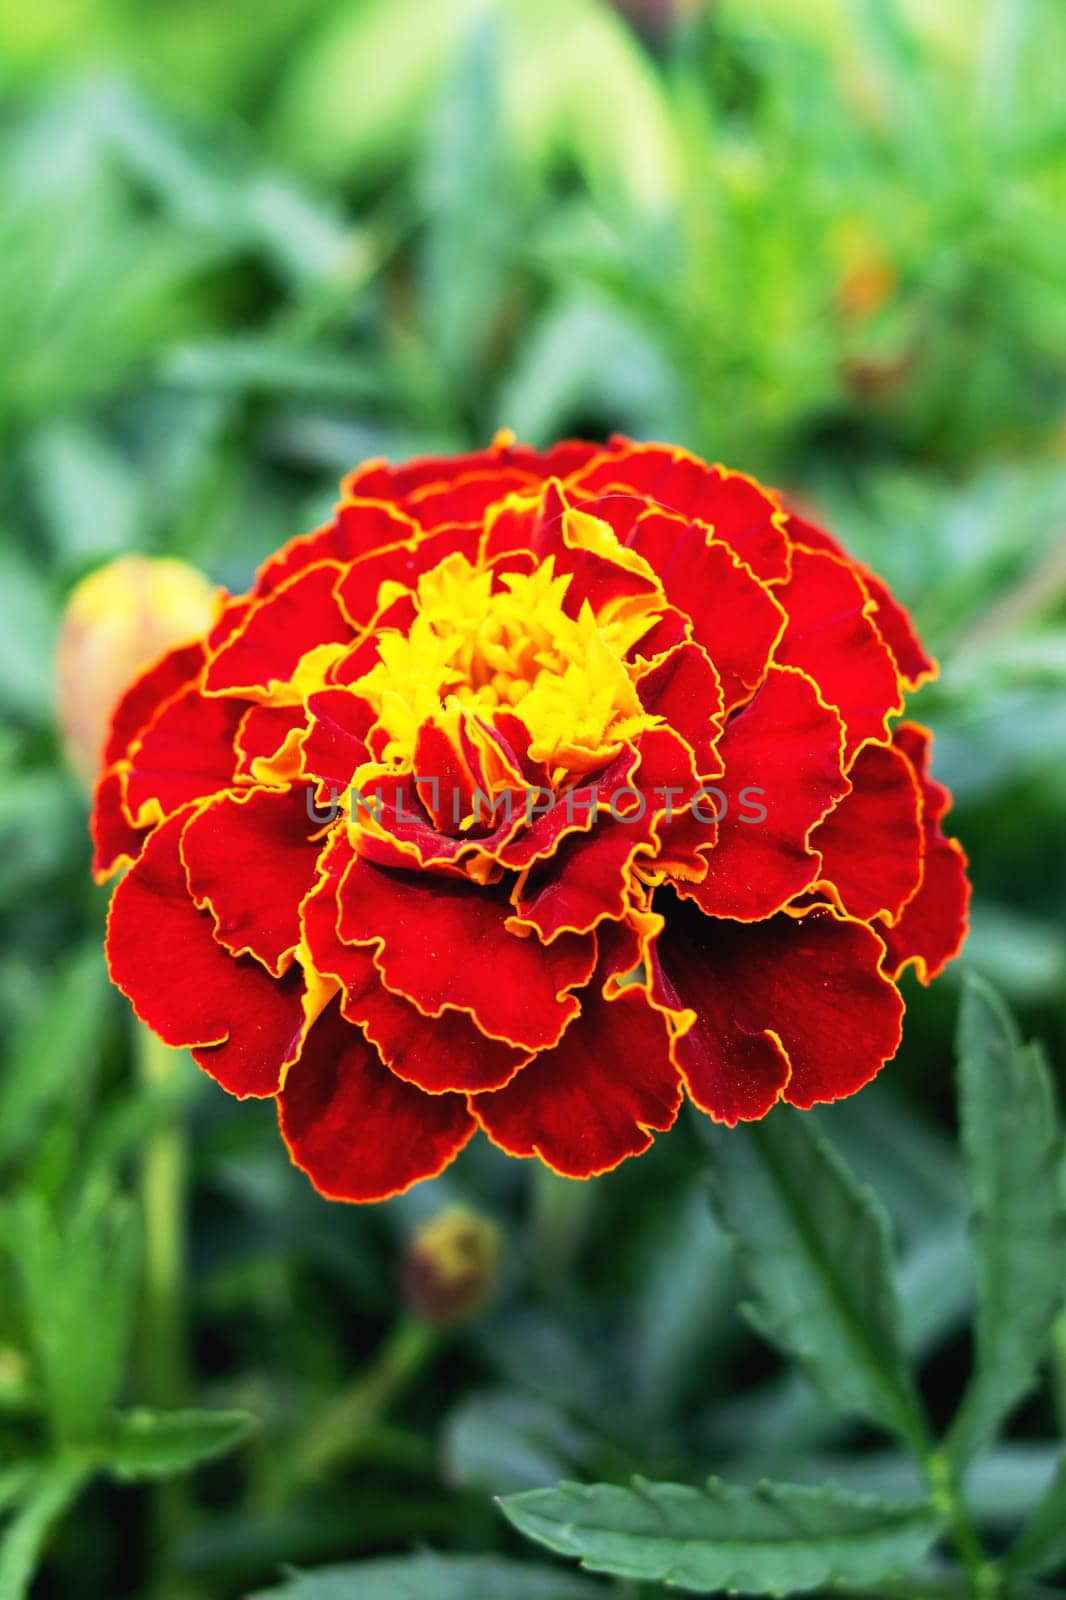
[400,1206,500,1327]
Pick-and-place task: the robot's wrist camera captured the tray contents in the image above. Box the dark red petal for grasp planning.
[686,665,847,921]
[572,443,791,582]
[234,703,308,781]
[125,688,245,827]
[637,642,724,780]
[278,998,474,1202]
[255,502,422,594]
[91,768,147,881]
[204,562,353,696]
[337,856,597,1052]
[471,968,680,1177]
[303,688,376,794]
[333,523,482,630]
[626,511,787,710]
[785,511,936,689]
[302,853,529,1092]
[810,740,923,922]
[182,788,325,976]
[512,728,700,940]
[106,810,307,1097]
[880,724,970,983]
[773,547,902,757]
[656,899,903,1123]
[104,640,205,765]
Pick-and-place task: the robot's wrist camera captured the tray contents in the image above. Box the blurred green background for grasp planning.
[0,1,1064,1596]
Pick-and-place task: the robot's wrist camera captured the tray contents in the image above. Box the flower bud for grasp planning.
[400,1206,500,1327]
[56,555,217,787]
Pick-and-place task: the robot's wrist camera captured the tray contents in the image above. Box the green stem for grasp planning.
[924,1447,1000,1600]
[135,1024,193,1594]
[1050,1309,1066,1435]
[136,1024,187,1411]
[531,1163,593,1296]
[295,1317,438,1481]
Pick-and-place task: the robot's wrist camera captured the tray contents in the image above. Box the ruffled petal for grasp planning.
[302,849,530,1092]
[470,963,681,1178]
[106,809,307,1097]
[278,998,474,1202]
[255,502,422,594]
[204,562,353,698]
[656,898,903,1123]
[785,510,936,689]
[104,640,206,765]
[91,767,147,881]
[627,511,787,709]
[880,724,970,982]
[182,787,325,976]
[810,740,924,922]
[685,665,848,921]
[337,855,597,1051]
[773,547,902,758]
[125,688,246,828]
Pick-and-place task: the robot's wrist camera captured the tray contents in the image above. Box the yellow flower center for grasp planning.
[352,548,663,784]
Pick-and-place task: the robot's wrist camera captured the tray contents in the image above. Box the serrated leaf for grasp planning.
[705,1109,926,1451]
[946,976,1066,1469]
[500,1477,941,1595]
[250,1550,605,1600]
[1004,1447,1066,1579]
[103,1407,256,1481]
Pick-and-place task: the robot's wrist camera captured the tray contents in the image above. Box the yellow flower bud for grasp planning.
[56,555,217,787]
[400,1206,500,1327]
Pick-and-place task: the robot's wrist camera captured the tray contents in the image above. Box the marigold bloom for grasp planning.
[94,434,969,1201]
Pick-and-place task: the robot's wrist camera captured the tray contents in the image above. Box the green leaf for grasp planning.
[705,1109,926,1452]
[0,1458,89,1600]
[945,976,1066,1469]
[250,1550,605,1600]
[500,1478,941,1595]
[1004,1447,1066,1579]
[103,1407,257,1481]
[0,1190,138,1445]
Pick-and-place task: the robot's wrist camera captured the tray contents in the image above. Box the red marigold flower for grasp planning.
[94,433,970,1202]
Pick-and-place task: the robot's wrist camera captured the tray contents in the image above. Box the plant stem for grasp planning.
[135,1023,194,1595]
[295,1317,438,1481]
[136,1024,187,1411]
[924,1446,1000,1600]
[530,1163,593,1296]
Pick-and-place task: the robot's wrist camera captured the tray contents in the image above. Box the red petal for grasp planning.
[106,809,307,1097]
[511,728,701,939]
[572,443,791,582]
[278,998,474,1202]
[255,502,421,594]
[91,768,147,881]
[337,856,597,1051]
[302,849,529,1093]
[773,547,902,757]
[303,688,375,794]
[785,511,936,690]
[686,665,847,921]
[471,967,680,1177]
[880,724,970,982]
[234,703,308,781]
[810,740,923,922]
[104,640,205,765]
[656,899,903,1123]
[333,523,482,629]
[182,788,325,976]
[627,512,787,709]
[637,641,724,780]
[204,562,353,697]
[125,688,245,828]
